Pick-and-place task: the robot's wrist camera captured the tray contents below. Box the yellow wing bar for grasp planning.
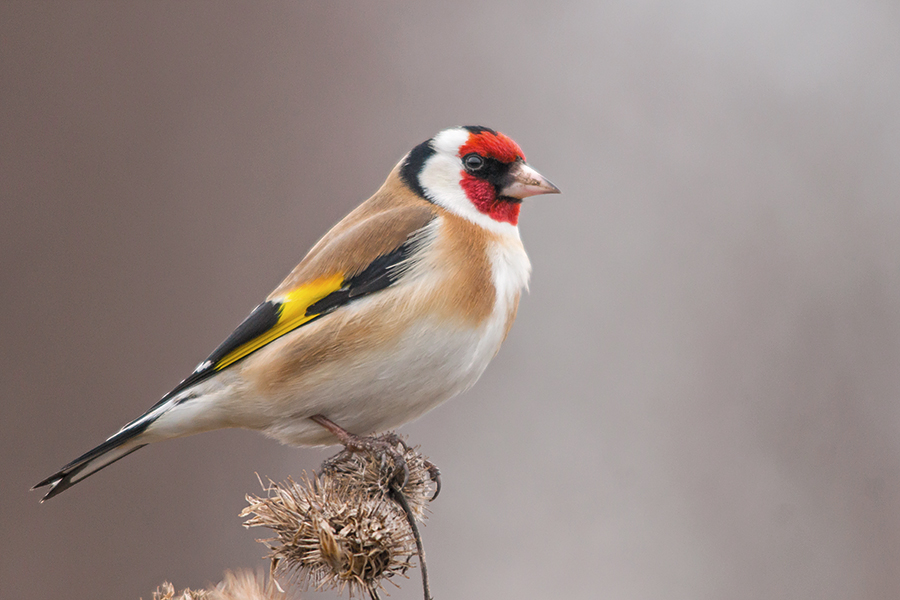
[214,274,345,371]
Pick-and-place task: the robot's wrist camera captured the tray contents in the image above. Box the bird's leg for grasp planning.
[310,415,409,488]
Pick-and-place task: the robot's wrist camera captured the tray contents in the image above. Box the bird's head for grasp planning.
[400,126,559,230]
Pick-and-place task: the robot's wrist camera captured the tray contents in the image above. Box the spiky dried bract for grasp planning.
[241,436,434,597]
[322,434,434,521]
[244,476,415,596]
[150,581,210,600]
[150,571,282,600]
[211,571,284,600]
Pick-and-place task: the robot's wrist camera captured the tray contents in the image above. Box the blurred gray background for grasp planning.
[3,2,900,599]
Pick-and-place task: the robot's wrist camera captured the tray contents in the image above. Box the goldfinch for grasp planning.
[34,126,559,501]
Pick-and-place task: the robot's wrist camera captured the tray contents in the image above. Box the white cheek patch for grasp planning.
[418,152,468,208]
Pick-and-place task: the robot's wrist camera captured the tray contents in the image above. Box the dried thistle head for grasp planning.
[150,571,282,600]
[150,581,210,600]
[210,571,284,600]
[241,436,435,597]
[322,434,434,521]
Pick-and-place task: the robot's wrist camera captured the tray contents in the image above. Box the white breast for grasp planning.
[467,235,531,369]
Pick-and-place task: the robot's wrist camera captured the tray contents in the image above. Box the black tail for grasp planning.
[33,426,148,501]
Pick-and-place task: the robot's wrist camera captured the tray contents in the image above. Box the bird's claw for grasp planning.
[423,459,441,501]
[310,415,438,500]
[374,432,410,489]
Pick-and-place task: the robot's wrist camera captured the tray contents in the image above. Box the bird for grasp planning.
[33,125,559,501]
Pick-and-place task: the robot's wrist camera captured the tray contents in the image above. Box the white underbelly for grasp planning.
[256,306,507,445]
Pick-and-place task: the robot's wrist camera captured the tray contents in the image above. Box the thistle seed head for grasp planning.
[241,436,435,597]
[150,571,281,600]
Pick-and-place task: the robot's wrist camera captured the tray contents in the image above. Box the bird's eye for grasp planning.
[463,153,485,171]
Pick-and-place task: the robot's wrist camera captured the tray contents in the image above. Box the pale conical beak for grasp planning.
[500,162,561,200]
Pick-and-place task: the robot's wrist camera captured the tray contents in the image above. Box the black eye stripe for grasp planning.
[475,157,508,183]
